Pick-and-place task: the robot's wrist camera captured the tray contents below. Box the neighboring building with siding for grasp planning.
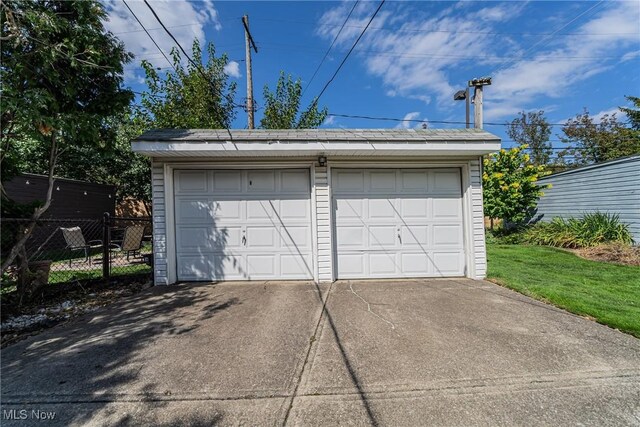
[3,173,115,219]
[535,155,640,244]
[131,129,500,285]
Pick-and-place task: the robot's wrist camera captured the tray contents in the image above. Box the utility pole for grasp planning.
[242,15,258,129]
[468,77,491,129]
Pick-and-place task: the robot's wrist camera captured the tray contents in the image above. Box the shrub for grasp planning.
[524,212,633,248]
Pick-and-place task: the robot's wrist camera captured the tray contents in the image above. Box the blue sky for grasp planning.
[104,1,640,148]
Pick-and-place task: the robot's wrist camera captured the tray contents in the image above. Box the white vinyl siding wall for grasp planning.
[470,158,487,278]
[151,161,169,285]
[536,156,640,244]
[314,166,333,282]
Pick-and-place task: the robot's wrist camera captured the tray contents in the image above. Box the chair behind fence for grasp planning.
[1,214,152,287]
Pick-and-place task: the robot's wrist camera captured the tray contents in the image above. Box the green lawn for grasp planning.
[487,244,640,337]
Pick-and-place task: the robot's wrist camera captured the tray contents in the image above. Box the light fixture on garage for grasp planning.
[318,156,327,167]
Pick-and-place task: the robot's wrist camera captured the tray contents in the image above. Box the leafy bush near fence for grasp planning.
[524,212,634,248]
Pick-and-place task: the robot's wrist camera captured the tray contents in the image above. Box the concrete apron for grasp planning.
[1,279,639,426]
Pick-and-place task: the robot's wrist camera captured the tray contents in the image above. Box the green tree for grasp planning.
[619,95,640,129]
[559,109,640,165]
[506,111,552,167]
[1,0,133,277]
[483,146,549,226]
[139,40,237,128]
[260,72,328,129]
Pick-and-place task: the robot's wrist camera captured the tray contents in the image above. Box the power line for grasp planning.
[258,43,628,61]
[302,0,359,98]
[122,0,175,71]
[310,0,386,106]
[328,112,626,127]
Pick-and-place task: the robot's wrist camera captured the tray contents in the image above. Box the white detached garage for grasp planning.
[131,129,500,285]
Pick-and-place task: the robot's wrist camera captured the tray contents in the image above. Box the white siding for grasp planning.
[314,166,333,282]
[151,161,169,285]
[536,156,640,244]
[470,158,487,278]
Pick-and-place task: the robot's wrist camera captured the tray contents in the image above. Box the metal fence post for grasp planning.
[102,212,110,280]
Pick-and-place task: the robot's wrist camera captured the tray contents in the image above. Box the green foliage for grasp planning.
[482,146,549,224]
[507,110,552,166]
[524,212,634,248]
[485,226,527,245]
[139,40,236,129]
[559,108,640,166]
[1,0,134,182]
[619,95,640,130]
[260,72,328,129]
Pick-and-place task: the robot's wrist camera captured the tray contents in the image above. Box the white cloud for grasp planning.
[103,0,221,81]
[486,2,639,120]
[593,107,626,122]
[323,115,336,126]
[396,111,420,128]
[316,1,639,122]
[223,61,241,78]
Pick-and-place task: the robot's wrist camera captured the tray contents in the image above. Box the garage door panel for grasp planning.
[212,171,242,193]
[401,171,429,191]
[369,199,396,219]
[336,226,365,247]
[433,170,461,192]
[281,170,310,192]
[212,200,242,220]
[335,199,364,219]
[401,225,429,246]
[431,252,464,275]
[433,224,463,246]
[246,226,275,248]
[177,199,213,221]
[175,171,208,193]
[401,198,429,218]
[175,169,312,281]
[335,171,364,192]
[222,227,243,249]
[369,171,396,192]
[401,253,431,274]
[433,198,463,218]
[246,254,276,277]
[246,200,273,220]
[337,253,365,276]
[280,226,310,249]
[333,168,464,279]
[280,199,310,219]
[247,170,276,192]
[369,253,397,275]
[177,255,211,280]
[281,254,313,277]
[369,226,397,248]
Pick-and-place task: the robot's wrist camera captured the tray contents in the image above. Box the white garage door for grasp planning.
[174,169,313,281]
[333,168,465,278]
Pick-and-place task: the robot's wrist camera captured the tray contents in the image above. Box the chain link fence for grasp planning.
[1,214,152,291]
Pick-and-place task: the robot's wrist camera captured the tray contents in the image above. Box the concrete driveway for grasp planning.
[1,279,639,426]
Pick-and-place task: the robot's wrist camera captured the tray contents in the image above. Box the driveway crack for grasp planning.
[349,281,396,330]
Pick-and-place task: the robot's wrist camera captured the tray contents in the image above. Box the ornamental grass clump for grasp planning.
[525,212,633,248]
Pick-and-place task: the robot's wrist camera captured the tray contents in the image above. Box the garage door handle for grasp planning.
[397,232,402,243]
[242,235,246,246]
